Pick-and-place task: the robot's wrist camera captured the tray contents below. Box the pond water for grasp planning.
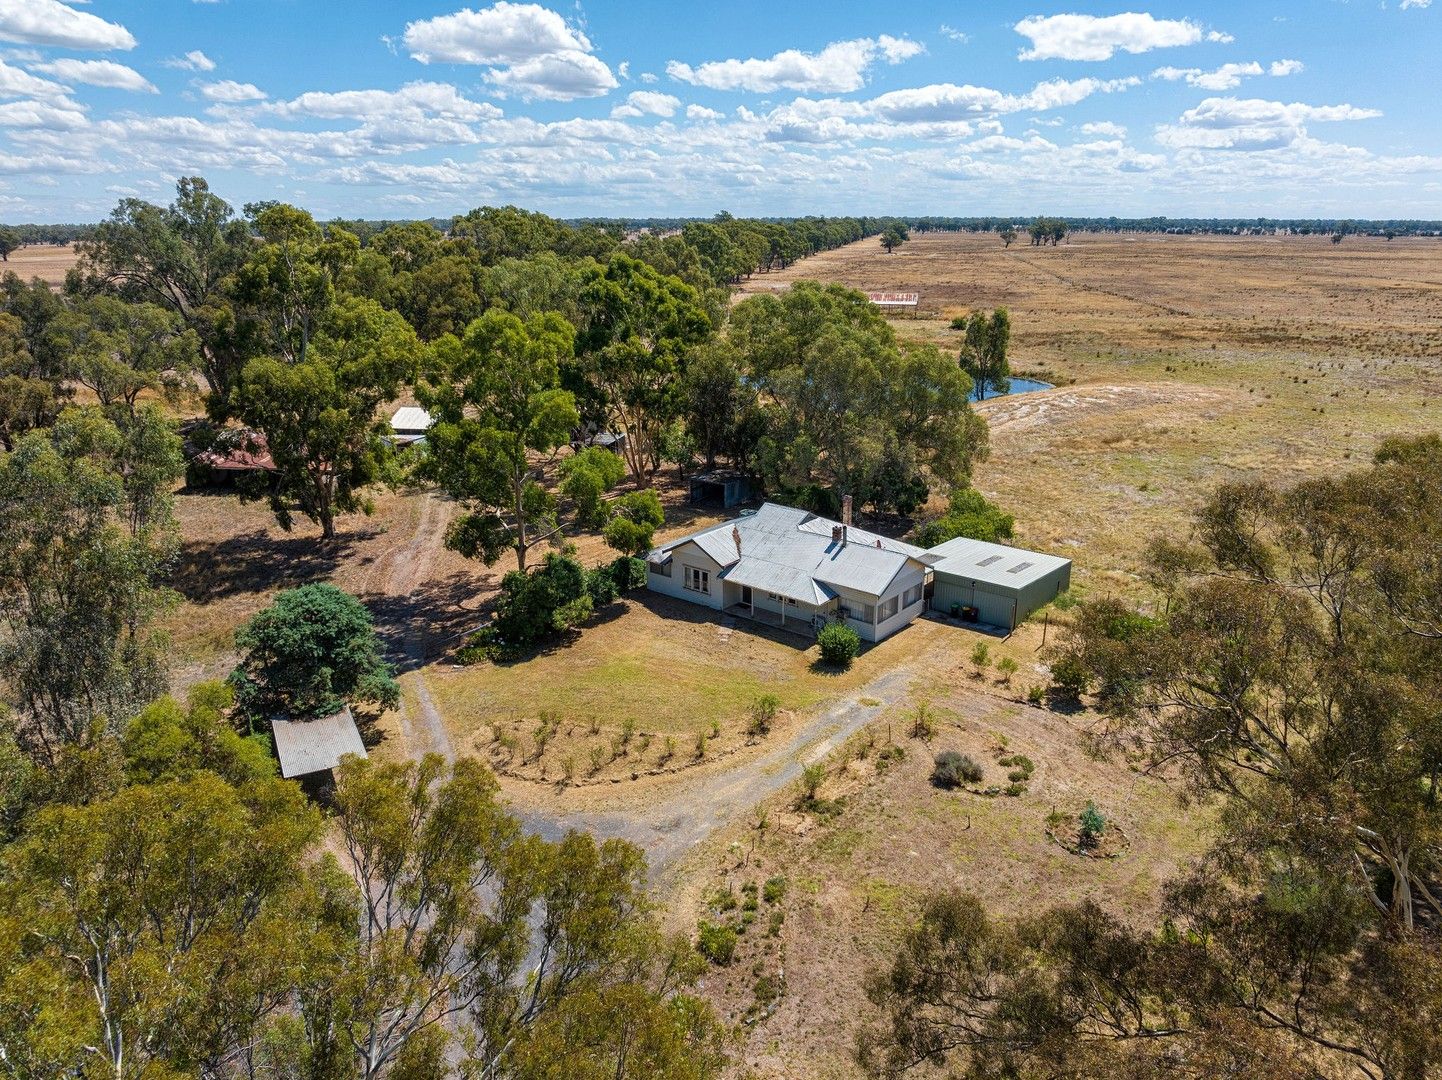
[971,376,1053,402]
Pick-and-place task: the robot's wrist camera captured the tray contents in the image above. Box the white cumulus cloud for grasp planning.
[402,2,617,100]
[0,0,135,52]
[198,79,267,103]
[162,50,216,72]
[0,58,67,98]
[1014,13,1215,61]
[611,89,680,118]
[1080,120,1127,137]
[1156,96,1381,151]
[666,35,924,94]
[1269,59,1304,76]
[32,58,157,93]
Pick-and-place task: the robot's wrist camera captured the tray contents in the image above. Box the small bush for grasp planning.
[950,315,968,330]
[909,701,938,740]
[799,763,826,803]
[767,910,785,936]
[1079,802,1106,848]
[696,921,737,965]
[747,694,781,737]
[1026,684,1046,706]
[932,751,984,788]
[1004,782,1026,797]
[970,641,991,670]
[817,622,861,669]
[1049,655,1091,700]
[996,656,1019,684]
[763,876,788,904]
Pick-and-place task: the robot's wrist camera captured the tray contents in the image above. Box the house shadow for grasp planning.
[171,527,383,604]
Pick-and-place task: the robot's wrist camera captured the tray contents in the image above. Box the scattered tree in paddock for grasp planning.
[957,307,1011,400]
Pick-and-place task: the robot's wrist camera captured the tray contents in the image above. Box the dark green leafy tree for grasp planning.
[958,308,1010,400]
[419,308,579,570]
[0,226,17,262]
[577,254,713,485]
[236,295,417,540]
[74,177,254,406]
[229,583,399,721]
[603,490,665,556]
[680,340,755,471]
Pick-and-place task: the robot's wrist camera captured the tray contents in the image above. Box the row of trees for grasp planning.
[860,437,1442,1079]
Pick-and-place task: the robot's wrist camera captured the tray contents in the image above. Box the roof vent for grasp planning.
[978,554,1004,567]
[1007,562,1034,574]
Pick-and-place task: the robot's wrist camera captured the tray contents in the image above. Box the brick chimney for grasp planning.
[842,494,853,527]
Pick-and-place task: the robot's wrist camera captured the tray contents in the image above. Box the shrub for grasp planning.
[1049,655,1091,700]
[1026,684,1046,706]
[950,315,968,330]
[799,763,826,802]
[996,656,1019,683]
[747,694,780,737]
[763,876,788,904]
[696,921,737,965]
[606,554,647,592]
[970,641,991,670]
[817,622,861,668]
[932,751,984,788]
[558,446,627,529]
[230,583,398,719]
[477,552,595,658]
[909,701,938,740]
[1004,782,1026,797]
[914,487,1015,548]
[767,909,785,936]
[1079,802,1106,848]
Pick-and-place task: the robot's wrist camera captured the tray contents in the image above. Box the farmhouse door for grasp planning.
[740,585,752,607]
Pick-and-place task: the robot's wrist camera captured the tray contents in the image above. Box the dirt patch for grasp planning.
[975,381,1235,436]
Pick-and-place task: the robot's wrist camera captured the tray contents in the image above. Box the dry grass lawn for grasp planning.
[667,675,1208,1080]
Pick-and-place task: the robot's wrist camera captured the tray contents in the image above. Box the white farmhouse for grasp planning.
[645,502,928,642]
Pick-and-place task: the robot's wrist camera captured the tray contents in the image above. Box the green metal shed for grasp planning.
[923,537,1072,631]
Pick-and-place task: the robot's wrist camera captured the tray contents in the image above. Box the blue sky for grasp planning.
[1,0,1439,221]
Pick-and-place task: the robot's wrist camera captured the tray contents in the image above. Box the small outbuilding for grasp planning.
[688,469,754,509]
[389,407,433,445]
[271,706,367,780]
[922,537,1071,631]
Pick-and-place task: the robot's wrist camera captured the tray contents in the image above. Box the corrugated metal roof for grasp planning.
[720,559,835,605]
[926,536,1071,590]
[390,407,433,433]
[651,502,922,601]
[271,707,367,778]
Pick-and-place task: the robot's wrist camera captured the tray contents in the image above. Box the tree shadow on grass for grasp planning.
[170,527,383,605]
[362,570,487,674]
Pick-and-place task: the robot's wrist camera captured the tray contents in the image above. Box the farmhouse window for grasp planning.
[684,565,710,594]
[878,595,899,621]
[648,559,672,577]
[903,584,923,607]
[847,603,875,624]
